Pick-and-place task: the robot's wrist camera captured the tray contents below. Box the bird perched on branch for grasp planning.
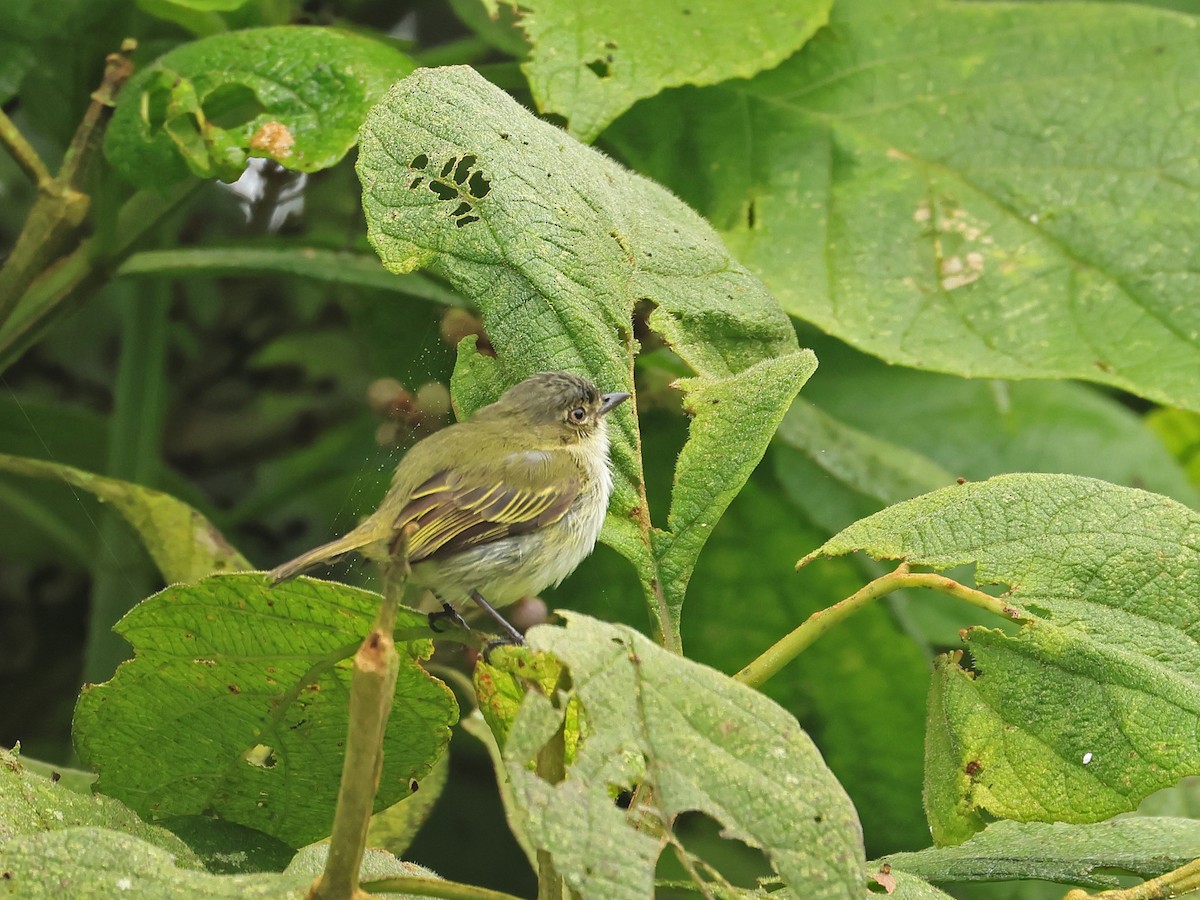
[269,371,630,643]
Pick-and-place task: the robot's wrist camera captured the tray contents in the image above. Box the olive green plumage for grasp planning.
[269,371,629,614]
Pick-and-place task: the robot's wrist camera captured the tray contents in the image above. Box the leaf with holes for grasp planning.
[487,0,831,141]
[359,65,803,646]
[73,574,457,847]
[801,473,1200,844]
[608,0,1200,411]
[497,613,865,899]
[105,26,413,187]
[0,452,250,583]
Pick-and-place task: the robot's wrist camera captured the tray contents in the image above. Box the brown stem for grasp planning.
[0,108,52,186]
[0,39,137,326]
[308,533,413,900]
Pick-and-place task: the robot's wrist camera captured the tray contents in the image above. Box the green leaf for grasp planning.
[607,0,1200,411]
[0,828,310,898]
[117,248,463,307]
[1147,407,1200,489]
[651,352,816,639]
[796,337,1200,509]
[878,818,1200,889]
[359,65,801,644]
[501,613,865,898]
[493,0,831,142]
[0,452,251,583]
[363,749,449,859]
[105,27,413,188]
[154,816,296,874]
[803,474,1200,843]
[73,574,458,847]
[0,747,201,867]
[775,398,955,534]
[684,476,932,856]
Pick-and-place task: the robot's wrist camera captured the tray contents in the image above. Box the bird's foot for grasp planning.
[427,601,469,634]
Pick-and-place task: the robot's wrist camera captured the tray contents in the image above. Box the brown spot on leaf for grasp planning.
[249,120,295,159]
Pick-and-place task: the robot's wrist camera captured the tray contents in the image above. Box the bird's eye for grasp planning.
[569,406,587,423]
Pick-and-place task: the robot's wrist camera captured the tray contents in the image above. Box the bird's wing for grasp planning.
[394,470,581,563]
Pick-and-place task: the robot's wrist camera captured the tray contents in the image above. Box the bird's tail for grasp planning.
[267,529,376,583]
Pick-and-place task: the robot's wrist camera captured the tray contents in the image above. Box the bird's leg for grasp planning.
[427,600,469,634]
[469,589,525,646]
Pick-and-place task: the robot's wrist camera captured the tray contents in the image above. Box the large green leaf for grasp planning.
[498,614,865,898]
[105,26,413,187]
[488,0,831,141]
[73,574,457,847]
[0,747,200,867]
[358,65,805,646]
[795,337,1200,509]
[878,818,1200,890]
[802,474,1200,843]
[0,452,250,583]
[0,828,308,899]
[607,0,1200,411]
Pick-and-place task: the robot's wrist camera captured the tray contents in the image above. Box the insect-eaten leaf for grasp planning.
[804,473,1200,844]
[106,27,413,187]
[73,573,458,848]
[492,613,865,899]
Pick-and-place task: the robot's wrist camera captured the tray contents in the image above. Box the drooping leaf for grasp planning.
[105,26,413,187]
[498,613,865,898]
[608,0,1200,411]
[878,818,1200,890]
[74,574,458,847]
[490,0,831,141]
[0,747,200,868]
[651,351,816,639]
[0,452,250,583]
[358,65,802,643]
[802,474,1200,843]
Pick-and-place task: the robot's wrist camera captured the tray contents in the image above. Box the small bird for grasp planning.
[269,371,630,643]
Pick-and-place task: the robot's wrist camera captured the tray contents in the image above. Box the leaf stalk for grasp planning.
[1064,854,1200,899]
[735,564,1026,689]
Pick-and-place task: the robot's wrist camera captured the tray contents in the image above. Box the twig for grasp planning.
[0,39,137,325]
[357,876,525,900]
[308,529,413,900]
[735,564,1027,689]
[0,108,51,186]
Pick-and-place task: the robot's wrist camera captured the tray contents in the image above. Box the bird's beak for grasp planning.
[599,391,631,416]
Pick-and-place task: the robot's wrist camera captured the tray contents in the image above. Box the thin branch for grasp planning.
[358,876,525,900]
[308,530,413,900]
[0,108,51,186]
[735,564,1026,689]
[1064,855,1200,900]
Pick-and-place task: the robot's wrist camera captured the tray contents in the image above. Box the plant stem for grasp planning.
[1064,855,1200,899]
[309,537,412,900]
[357,876,525,900]
[0,183,199,372]
[0,108,52,186]
[0,41,135,324]
[735,565,1026,689]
